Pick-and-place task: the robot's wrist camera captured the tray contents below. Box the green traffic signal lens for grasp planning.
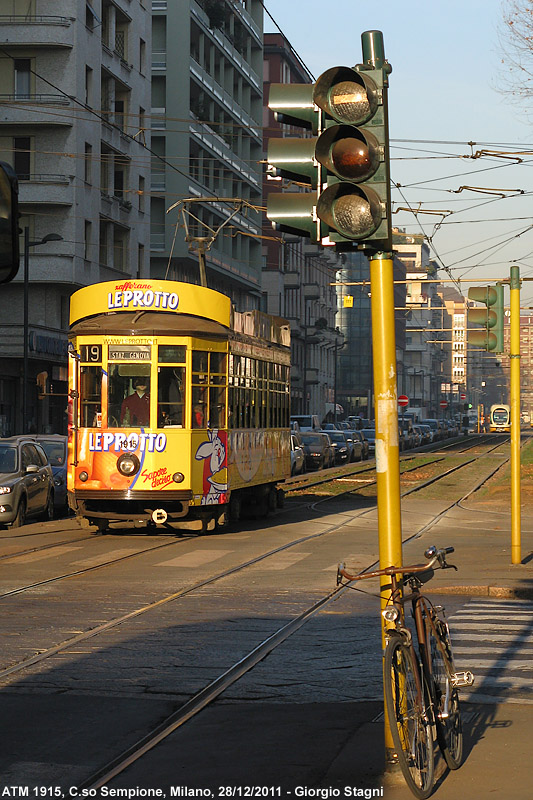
[328,80,372,125]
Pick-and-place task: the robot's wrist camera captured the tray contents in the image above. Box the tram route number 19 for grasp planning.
[80,344,102,362]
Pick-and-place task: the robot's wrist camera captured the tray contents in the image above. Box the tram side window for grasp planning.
[80,366,102,427]
[192,350,227,429]
[108,364,151,428]
[158,367,185,427]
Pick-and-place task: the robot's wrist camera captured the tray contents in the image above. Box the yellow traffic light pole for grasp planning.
[370,251,403,765]
[510,266,521,564]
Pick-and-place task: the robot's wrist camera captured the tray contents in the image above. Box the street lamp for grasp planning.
[22,228,63,433]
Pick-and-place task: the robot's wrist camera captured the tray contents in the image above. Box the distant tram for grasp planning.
[489,404,511,433]
[67,280,291,532]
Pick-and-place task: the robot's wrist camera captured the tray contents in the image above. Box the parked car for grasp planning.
[290,433,306,476]
[411,426,422,448]
[290,414,321,432]
[0,437,54,527]
[343,429,363,462]
[320,430,349,465]
[424,419,443,441]
[300,431,332,471]
[27,434,68,516]
[418,424,433,444]
[351,430,369,460]
[361,428,376,455]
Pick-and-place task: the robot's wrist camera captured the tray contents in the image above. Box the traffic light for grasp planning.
[468,283,504,353]
[312,55,392,250]
[266,30,392,251]
[0,161,19,284]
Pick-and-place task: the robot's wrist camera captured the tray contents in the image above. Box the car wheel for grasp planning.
[11,498,26,528]
[41,490,54,522]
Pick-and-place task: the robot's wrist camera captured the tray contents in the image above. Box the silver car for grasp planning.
[0,437,54,527]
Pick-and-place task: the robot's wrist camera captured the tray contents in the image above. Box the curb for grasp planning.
[433,585,533,599]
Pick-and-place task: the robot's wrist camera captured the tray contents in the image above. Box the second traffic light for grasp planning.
[468,284,504,353]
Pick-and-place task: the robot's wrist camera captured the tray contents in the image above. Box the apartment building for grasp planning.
[150,0,264,308]
[0,0,151,434]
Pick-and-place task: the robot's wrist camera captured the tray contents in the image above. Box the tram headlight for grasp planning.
[117,452,140,477]
[79,471,89,482]
[172,472,185,483]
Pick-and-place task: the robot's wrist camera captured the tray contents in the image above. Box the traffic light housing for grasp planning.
[0,161,19,284]
[312,60,391,250]
[468,284,504,353]
[266,30,392,252]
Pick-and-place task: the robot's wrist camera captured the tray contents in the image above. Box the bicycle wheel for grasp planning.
[384,636,435,799]
[428,617,463,769]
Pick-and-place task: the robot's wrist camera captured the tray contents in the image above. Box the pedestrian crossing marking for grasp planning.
[156,549,231,567]
[253,552,310,571]
[73,549,140,567]
[4,546,83,564]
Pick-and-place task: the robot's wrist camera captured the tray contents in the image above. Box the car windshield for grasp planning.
[0,446,17,473]
[361,429,375,439]
[301,433,321,445]
[327,432,345,443]
[38,440,65,467]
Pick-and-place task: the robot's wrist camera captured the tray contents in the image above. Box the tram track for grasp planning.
[76,445,513,791]
[0,435,512,681]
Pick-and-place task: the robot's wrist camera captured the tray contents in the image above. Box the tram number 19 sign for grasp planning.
[398,395,409,408]
[440,400,448,409]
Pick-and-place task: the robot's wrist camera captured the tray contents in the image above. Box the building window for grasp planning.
[137,243,144,277]
[14,59,31,99]
[84,220,92,260]
[99,220,108,265]
[13,137,31,180]
[139,38,146,74]
[138,175,145,212]
[85,66,93,107]
[113,226,128,271]
[84,142,92,183]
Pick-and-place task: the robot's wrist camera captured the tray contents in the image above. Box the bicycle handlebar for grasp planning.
[337,545,456,585]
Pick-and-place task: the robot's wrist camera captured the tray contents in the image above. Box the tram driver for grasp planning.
[120,377,150,427]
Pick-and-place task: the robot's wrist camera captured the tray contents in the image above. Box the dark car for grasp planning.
[361,428,376,455]
[30,435,68,515]
[300,431,332,471]
[342,429,363,462]
[0,437,54,527]
[320,430,349,465]
[352,429,369,460]
[290,433,305,476]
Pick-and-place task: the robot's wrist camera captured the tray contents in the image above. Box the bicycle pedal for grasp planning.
[452,670,475,687]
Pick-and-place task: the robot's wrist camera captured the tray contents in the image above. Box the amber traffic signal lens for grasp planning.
[331,137,378,181]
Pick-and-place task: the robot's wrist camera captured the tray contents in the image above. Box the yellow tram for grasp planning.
[67,280,291,532]
[489,404,511,433]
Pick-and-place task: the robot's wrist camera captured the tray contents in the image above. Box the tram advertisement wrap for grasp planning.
[72,428,229,505]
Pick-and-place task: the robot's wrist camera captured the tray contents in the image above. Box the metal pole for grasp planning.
[510,266,521,564]
[333,336,338,424]
[369,251,402,766]
[22,226,29,434]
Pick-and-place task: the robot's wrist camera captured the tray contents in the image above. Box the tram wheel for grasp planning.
[268,486,278,512]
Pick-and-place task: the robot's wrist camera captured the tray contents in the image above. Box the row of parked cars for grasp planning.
[0,434,68,528]
[290,414,462,474]
[290,418,372,475]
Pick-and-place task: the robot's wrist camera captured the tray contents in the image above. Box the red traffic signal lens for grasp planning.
[317,184,382,240]
[330,136,379,182]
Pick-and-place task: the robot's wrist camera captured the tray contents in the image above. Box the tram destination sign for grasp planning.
[108,345,151,361]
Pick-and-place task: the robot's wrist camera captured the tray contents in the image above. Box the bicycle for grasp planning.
[337,546,474,799]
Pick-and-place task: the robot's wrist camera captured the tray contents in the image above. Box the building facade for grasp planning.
[0,0,151,435]
[151,0,264,308]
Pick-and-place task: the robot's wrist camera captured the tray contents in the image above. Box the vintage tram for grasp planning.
[67,280,291,532]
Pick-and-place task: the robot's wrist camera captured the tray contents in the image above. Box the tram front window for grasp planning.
[108,365,151,428]
[157,367,185,427]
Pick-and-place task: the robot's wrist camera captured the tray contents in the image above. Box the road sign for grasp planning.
[398,395,409,407]
[460,393,466,401]
[440,400,448,409]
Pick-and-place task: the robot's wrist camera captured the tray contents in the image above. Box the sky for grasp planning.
[263,0,533,305]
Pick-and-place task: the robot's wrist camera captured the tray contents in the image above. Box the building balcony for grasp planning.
[18,174,73,206]
[152,50,167,71]
[0,15,74,48]
[284,272,300,289]
[0,95,72,127]
[151,108,166,130]
[305,368,319,385]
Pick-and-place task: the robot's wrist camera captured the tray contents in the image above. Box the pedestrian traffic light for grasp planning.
[312,56,392,251]
[0,161,19,284]
[468,283,504,353]
[266,84,324,242]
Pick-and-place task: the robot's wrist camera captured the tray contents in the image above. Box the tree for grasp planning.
[498,2,533,102]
